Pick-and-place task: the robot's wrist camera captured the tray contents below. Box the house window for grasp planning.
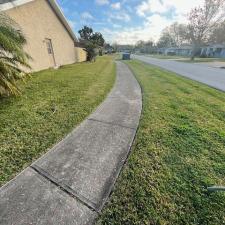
[215,48,222,54]
[45,39,53,54]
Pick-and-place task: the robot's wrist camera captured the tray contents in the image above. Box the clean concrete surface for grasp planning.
[133,54,225,91]
[0,61,142,225]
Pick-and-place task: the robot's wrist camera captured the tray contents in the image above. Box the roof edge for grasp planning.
[0,0,77,42]
[0,0,34,11]
[47,0,77,42]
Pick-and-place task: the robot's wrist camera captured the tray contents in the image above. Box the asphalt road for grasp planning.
[133,54,225,92]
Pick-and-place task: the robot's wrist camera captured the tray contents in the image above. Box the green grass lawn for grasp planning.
[0,56,115,187]
[97,60,225,225]
[177,58,225,63]
[148,54,185,60]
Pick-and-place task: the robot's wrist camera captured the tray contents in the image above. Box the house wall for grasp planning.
[177,49,191,56]
[75,47,87,62]
[202,47,225,58]
[221,49,225,58]
[214,48,225,58]
[5,0,77,71]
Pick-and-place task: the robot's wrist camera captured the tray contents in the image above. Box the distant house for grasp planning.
[158,44,225,58]
[200,44,225,58]
[0,0,87,72]
[157,48,166,55]
[175,46,192,56]
[164,47,176,55]
[158,46,192,56]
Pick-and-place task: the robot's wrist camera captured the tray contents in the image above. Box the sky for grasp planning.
[57,0,205,45]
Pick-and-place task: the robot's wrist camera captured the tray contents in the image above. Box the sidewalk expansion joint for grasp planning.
[87,118,136,130]
[30,165,99,213]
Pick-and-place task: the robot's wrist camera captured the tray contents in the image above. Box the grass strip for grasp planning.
[0,56,115,186]
[97,60,225,225]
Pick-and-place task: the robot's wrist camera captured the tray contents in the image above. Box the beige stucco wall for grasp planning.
[75,47,87,62]
[5,0,77,72]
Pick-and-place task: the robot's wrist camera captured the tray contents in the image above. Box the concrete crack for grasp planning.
[88,118,136,130]
[30,165,99,213]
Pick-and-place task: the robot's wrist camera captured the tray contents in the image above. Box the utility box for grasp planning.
[122,53,131,60]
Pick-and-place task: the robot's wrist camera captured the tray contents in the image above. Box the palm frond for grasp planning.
[0,12,31,96]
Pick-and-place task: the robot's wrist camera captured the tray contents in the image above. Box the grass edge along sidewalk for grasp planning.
[97,60,225,225]
[0,56,116,187]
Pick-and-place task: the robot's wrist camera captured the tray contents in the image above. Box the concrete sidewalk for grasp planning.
[0,61,142,225]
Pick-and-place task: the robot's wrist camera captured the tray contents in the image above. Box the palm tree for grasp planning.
[0,13,31,96]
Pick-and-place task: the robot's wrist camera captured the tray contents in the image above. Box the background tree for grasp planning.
[209,20,225,43]
[169,23,189,47]
[78,26,105,61]
[135,39,156,54]
[91,32,105,56]
[0,13,31,96]
[112,42,119,52]
[91,32,105,47]
[135,40,145,49]
[157,29,176,48]
[187,0,225,60]
[104,43,115,54]
[78,26,93,41]
[157,23,189,48]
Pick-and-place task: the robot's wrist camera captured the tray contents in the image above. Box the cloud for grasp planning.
[102,14,177,44]
[131,0,206,44]
[144,14,176,39]
[108,11,131,22]
[81,12,94,20]
[111,2,121,10]
[95,0,109,5]
[62,0,206,45]
[137,0,204,17]
[166,0,205,14]
[137,0,170,16]
[112,24,122,28]
[106,0,205,45]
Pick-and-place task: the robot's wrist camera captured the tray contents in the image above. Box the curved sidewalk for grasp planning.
[0,61,142,225]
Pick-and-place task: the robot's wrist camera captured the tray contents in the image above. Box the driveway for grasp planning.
[133,55,225,91]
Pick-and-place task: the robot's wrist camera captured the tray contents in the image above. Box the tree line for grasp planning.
[136,0,225,60]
